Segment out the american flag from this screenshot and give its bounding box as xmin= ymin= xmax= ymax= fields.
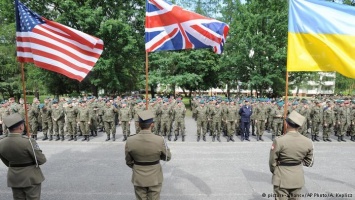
xmin=15 ymin=0 xmax=103 ymax=82
xmin=145 ymin=0 xmax=229 ymax=54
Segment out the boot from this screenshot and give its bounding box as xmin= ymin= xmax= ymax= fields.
xmin=49 ymin=135 xmax=53 ymax=141
xmin=230 ymin=136 xmax=235 ymax=142
xmin=112 ymin=135 xmax=116 ymax=141
xmin=34 ymin=135 xmax=37 ymax=140
xmin=272 ymin=135 xmax=275 ymax=141
xmin=338 ymin=136 xmax=341 ymax=142
xmin=82 ymin=136 xmax=87 ymax=141
xmin=87 ymin=136 xmax=90 ymax=142
xmin=123 ymin=135 xmax=127 ymax=141
xmin=259 ymin=136 xmax=264 ymax=141
xmin=168 ymin=135 xmax=171 ymax=141
xmin=311 ymin=135 xmax=315 ymax=141
xmin=217 ymin=136 xmax=221 ymax=142
xmin=90 ymin=131 xmax=94 ymax=137
xmin=212 ymin=135 xmax=215 ymax=142
xmin=326 ymin=138 xmax=332 ymax=142
xmin=174 ymin=135 xmax=178 ymax=141
xmin=314 ymin=135 xmax=320 ymax=142
xmin=74 ymin=136 xmax=77 ymax=141
xmin=203 ymin=136 xmax=206 ymax=142
xmin=182 ymin=136 xmax=185 ymax=142
xmin=55 ymin=135 xmax=60 ymax=141
xmin=94 ymin=131 xmax=97 ymax=137
xmin=61 ymin=135 xmax=64 ymax=141
xmin=256 ymin=135 xmax=259 ymax=141
xmin=42 ymin=134 xmax=48 ymax=141
xmin=105 ymin=135 xmax=110 ymax=141
xmin=68 ymin=135 xmax=73 ymax=141
xmin=341 ymin=135 xmax=346 ymax=142
xmin=227 ymin=136 xmax=230 ymax=142
xmin=197 ymin=136 xmax=200 ymax=142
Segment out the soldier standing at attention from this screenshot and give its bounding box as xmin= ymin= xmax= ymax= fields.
xmin=51 ymin=100 xmax=65 ymax=141
xmin=239 ymin=100 xmax=253 ymax=141
xmin=102 ymin=100 xmax=118 ymax=141
xmin=65 ymin=101 xmax=78 ymax=141
xmin=28 ymin=103 xmax=39 ymax=140
xmin=159 ymin=100 xmax=172 ymax=140
xmin=195 ymin=100 xmax=208 ymax=142
xmin=173 ymin=100 xmax=186 ymax=142
xmin=0 ymin=113 xmax=46 ymax=200
xmin=269 ymin=111 xmax=314 ymax=200
xmin=77 ymin=100 xmax=91 ymax=142
xmin=119 ymin=102 xmax=132 ymax=141
xmin=211 ymin=102 xmax=223 ymax=142
xmin=226 ymin=101 xmax=238 ymax=142
xmin=323 ymin=102 xmax=335 ymax=142
xmin=272 ymin=102 xmax=284 ymax=141
xmin=310 ymin=101 xmax=323 ymax=142
xmin=254 ymin=100 xmax=266 ymax=141
xmin=125 ymin=110 xmax=171 ymax=200
xmin=40 ymin=103 xmax=52 ymax=141
xmin=337 ymin=101 xmax=350 ymax=142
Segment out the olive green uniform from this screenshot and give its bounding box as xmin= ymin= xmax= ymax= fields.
xmin=119 ymin=106 xmax=132 ymax=140
xmin=28 ymin=105 xmax=39 ymax=138
xmin=125 ymin=129 xmax=171 ymax=200
xmin=78 ymin=105 xmax=90 ymax=141
xmin=65 ymin=106 xmax=78 ymax=140
xmin=269 ymin=131 xmax=314 ymax=200
xmin=323 ymin=106 xmax=335 ymax=141
xmin=51 ymin=106 xmax=65 ymax=141
xmin=102 ymin=105 xmax=118 ymax=140
xmin=0 ymin=133 xmax=46 ymax=200
xmin=173 ymin=105 xmax=186 ymax=140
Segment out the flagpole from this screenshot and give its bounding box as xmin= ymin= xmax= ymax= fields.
xmin=20 ymin=63 xmax=30 ymax=137
xmin=283 ymin=71 xmax=289 ymax=135
xmin=145 ymin=51 xmax=149 ymax=109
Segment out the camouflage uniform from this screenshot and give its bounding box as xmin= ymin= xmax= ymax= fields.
xmin=323 ymin=104 xmax=335 ymax=142
xmin=77 ymin=102 xmax=90 ymax=141
xmin=211 ymin=103 xmax=223 ymax=142
xmin=65 ymin=103 xmax=78 ymax=141
xmin=119 ymin=103 xmax=132 ymax=141
xmin=310 ymin=103 xmax=323 ymax=141
xmin=101 ymin=102 xmax=118 ymax=141
xmin=40 ymin=104 xmax=52 ymax=140
xmin=173 ymin=102 xmax=186 ymax=141
xmin=195 ymin=102 xmax=208 ymax=141
xmin=51 ymin=102 xmax=65 ymax=141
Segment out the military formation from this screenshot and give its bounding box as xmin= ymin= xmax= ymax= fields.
xmin=191 ymin=96 xmax=355 ymax=142
xmin=0 ymin=96 xmax=187 ymax=142
xmin=0 ymin=95 xmax=354 ymax=143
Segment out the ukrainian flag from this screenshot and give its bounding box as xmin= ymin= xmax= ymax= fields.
xmin=288 ymin=0 xmax=355 ymax=78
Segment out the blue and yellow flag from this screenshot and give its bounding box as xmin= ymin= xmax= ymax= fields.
xmin=288 ymin=0 xmax=355 ymax=78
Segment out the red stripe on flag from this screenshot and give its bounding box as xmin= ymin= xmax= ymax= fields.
xmin=190 ymin=24 xmax=222 ymax=44
xmin=147 ymin=28 xmax=179 ymax=52
xmin=33 ymin=61 xmax=86 ymax=81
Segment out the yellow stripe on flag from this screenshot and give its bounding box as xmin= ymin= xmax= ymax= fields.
xmin=287 ymin=32 xmax=355 ymax=78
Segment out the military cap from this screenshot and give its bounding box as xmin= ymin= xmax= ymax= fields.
xmin=138 ymin=110 xmax=154 ymax=123
xmin=52 ymin=99 xmax=58 ymax=104
xmin=67 ymin=100 xmax=72 ymax=104
xmin=200 ymin=100 xmax=205 ymax=104
xmin=277 ymin=102 xmax=284 ymax=107
xmin=39 ymin=103 xmax=45 ymax=109
xmin=292 ymin=101 xmax=299 ymax=105
xmin=3 ymin=113 xmax=24 ymax=129
xmin=286 ymin=110 xmax=305 ymax=128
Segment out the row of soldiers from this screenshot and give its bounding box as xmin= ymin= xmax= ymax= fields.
xmin=191 ymin=96 xmax=355 ymax=142
xmin=0 ymin=96 xmax=187 ymax=142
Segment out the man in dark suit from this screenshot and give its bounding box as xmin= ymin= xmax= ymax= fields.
xmin=239 ymin=99 xmax=253 ymax=141
xmin=125 ymin=110 xmax=172 ymax=200
xmin=0 ymin=113 xmax=47 ymax=200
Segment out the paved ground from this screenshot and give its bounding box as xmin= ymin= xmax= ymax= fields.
xmin=0 ymin=117 xmax=355 ymax=200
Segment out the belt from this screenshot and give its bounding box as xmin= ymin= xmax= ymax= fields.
xmin=9 ymin=162 xmax=36 ymax=167
xmin=278 ymin=162 xmax=301 ymax=166
xmin=134 ymin=160 xmax=160 ymax=166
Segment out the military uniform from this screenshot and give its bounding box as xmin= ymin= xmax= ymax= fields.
xmin=119 ymin=103 xmax=132 ymax=141
xmin=226 ymin=102 xmax=239 ymax=142
xmin=173 ymin=101 xmax=186 ymax=141
xmin=65 ymin=102 xmax=78 ymax=141
xmin=51 ymin=102 xmax=65 ymax=141
xmin=0 ymin=113 xmax=46 ymax=200
xmin=272 ymin=104 xmax=284 ymax=140
xmin=323 ymin=105 xmax=335 ymax=142
xmin=77 ymin=102 xmax=91 ymax=141
xmin=337 ymin=103 xmax=351 ymax=142
xmin=133 ymin=102 xmax=145 ymax=134
xmin=28 ymin=105 xmax=40 ymax=140
xmin=125 ymin=110 xmax=171 ymax=200
xmin=159 ymin=103 xmax=172 ymax=139
xmin=254 ymin=102 xmax=267 ymax=141
xmin=211 ymin=104 xmax=223 ymax=142
xmin=195 ymin=102 xmax=208 ymax=141
xmin=101 ymin=102 xmax=118 ymax=141
xmin=310 ymin=103 xmax=323 ymax=141
xmin=269 ymin=111 xmax=314 ymax=200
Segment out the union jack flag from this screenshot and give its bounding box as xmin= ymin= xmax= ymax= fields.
xmin=145 ymin=0 xmax=229 ymax=54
